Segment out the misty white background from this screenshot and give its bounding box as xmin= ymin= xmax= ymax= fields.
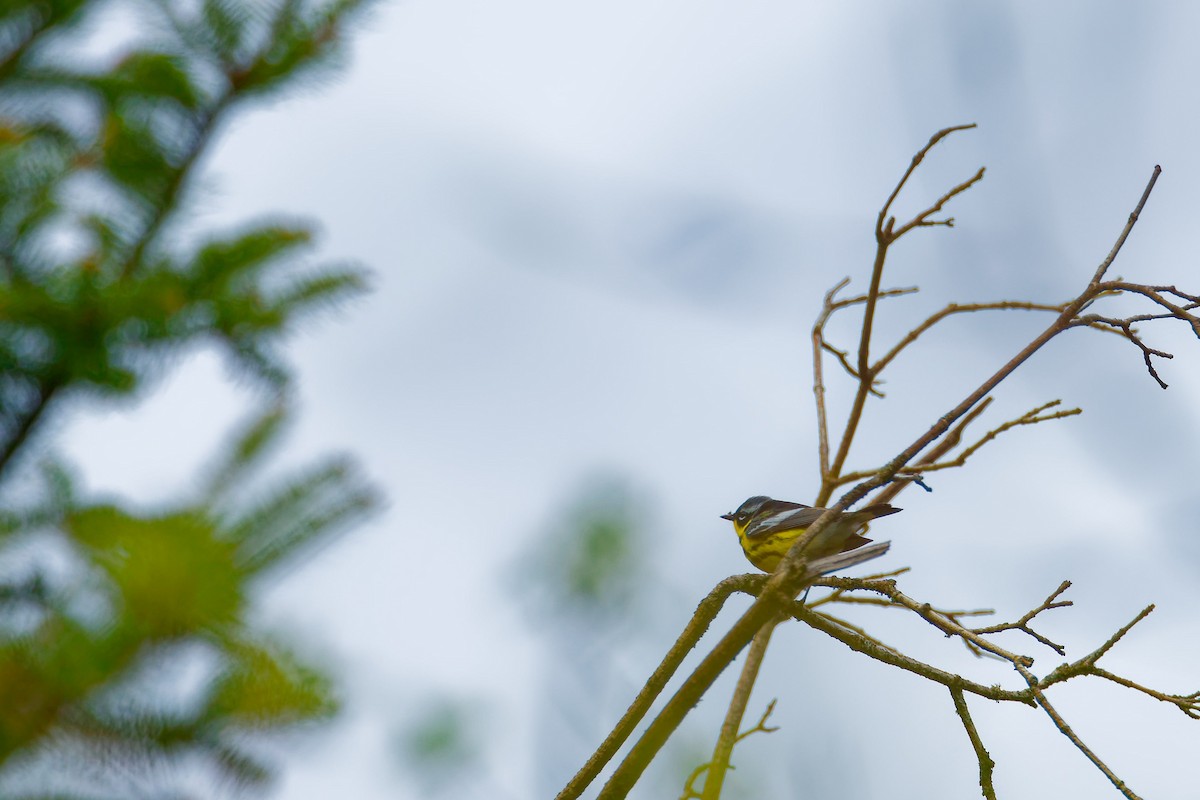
xmin=58 ymin=2 xmax=1200 ymax=798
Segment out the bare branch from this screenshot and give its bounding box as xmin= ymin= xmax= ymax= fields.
xmin=809 ymin=569 xmax=1199 ymax=735
xmin=555 ymin=574 xmax=765 ymax=800
xmin=1068 ymin=280 xmax=1200 ymax=388
xmin=838 ymin=400 xmax=1081 ymax=489
xmin=820 ymin=125 xmax=984 ymax=505
xmin=812 ymin=278 xmax=850 ymax=479
xmin=876 ymin=124 xmax=979 ymax=238
xmin=738 ymin=699 xmax=781 ymax=741
xmin=1071 ymin=314 xmax=1174 ymax=388
xmin=1091 ymin=671 xmax=1200 ymax=719
xmin=867 ymin=399 xmax=993 ymax=507
xmin=700 ymin=619 xmax=781 ymax=800
xmin=809 ymin=608 xmax=903 ymax=653
xmin=889 ymin=166 xmax=987 ymax=239
xmin=1089 ymin=165 xmax=1162 ymax=284
xmin=874 ymin=300 xmax=1067 ymax=375
xmin=1040 ymin=605 xmax=1155 ymax=690
xmin=681 ymin=702 xmax=780 ymax=800
xmin=815 ymin=574 xmax=1051 ymax=660
xmin=832 ymin=285 xmax=923 ymax=310
xmin=818 ymin=162 xmax=1164 ymax=511
xmin=812 ymin=575 xmax=994 ymax=631
xmin=950 ymin=686 xmax=997 ymax=800
xmin=790 ymin=603 xmax=1034 ymax=705
xmin=1037 ymin=602 xmax=1199 ymax=718
xmin=933 ymin=401 xmax=1081 ymax=473
xmin=1016 ymin=663 xmax=1144 ymax=800
xmin=970 ymin=580 xmax=1074 ymax=656
xmin=591 ymin=544 xmax=891 ymax=800
xmin=800 ymin=577 xmax=1180 ymax=798
xmin=812 ymin=575 xmax=1037 ymax=666
xmin=679 ymin=764 xmax=708 ymax=800
xmin=822 ymin=341 xmax=885 ymax=397
xmin=813 ymin=280 xmax=918 ymax=473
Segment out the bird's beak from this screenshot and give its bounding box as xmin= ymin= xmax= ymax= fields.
xmin=720 ymin=512 xmax=734 ymax=521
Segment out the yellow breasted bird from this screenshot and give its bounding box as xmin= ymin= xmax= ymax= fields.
xmin=721 ymin=495 xmax=901 ymax=572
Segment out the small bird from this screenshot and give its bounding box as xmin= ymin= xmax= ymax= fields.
xmin=722 ymin=495 xmax=902 ymax=572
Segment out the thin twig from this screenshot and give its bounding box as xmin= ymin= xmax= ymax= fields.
xmin=1072 ymin=314 xmax=1173 ymax=388
xmin=681 ymin=702 xmax=780 ymax=800
xmin=679 ymin=763 xmax=709 ymax=800
xmin=1069 ymin=279 xmax=1200 ymax=388
xmin=867 ymin=399 xmax=993 ymax=507
xmin=828 ymin=578 xmax=1036 ymax=666
xmin=1017 ymin=663 xmax=1144 ymax=800
xmin=790 ymin=603 xmax=1033 ymax=705
xmin=811 ymin=588 xmax=993 ymax=632
xmin=801 ymin=577 xmax=1176 ymax=798
xmin=1037 ymin=603 xmax=1199 ymax=718
xmin=890 ymin=166 xmax=986 ymax=239
xmin=1089 ymin=166 xmax=1162 ymax=284
xmin=1040 ymin=605 xmax=1155 ymax=689
xmin=838 ymin=400 xmax=1082 ymax=488
xmin=812 ymin=278 xmax=850 ymax=478
xmin=950 ymin=685 xmax=997 ymax=800
xmin=812 ymin=282 xmax=915 ymax=469
xmin=736 ymin=700 xmax=781 ymax=742
xmin=1090 ymin=671 xmax=1200 ymax=719
xmin=919 ymin=401 xmax=1082 ymax=475
xmin=970 ymin=581 xmax=1073 ymax=656
xmin=876 ymin=124 xmax=978 ymax=236
xmin=821 ymin=341 xmax=883 ymax=396
xmin=819 ymin=125 xmax=982 ymax=505
xmin=809 ymin=608 xmax=904 ymax=654
xmin=805 ymin=574 xmax=1191 ymax=729
xmin=700 ymin=626 xmax=780 ymax=800
xmin=874 ymin=300 xmax=1067 ymax=375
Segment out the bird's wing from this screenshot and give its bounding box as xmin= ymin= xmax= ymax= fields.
xmin=744 ymin=506 xmax=826 ymax=539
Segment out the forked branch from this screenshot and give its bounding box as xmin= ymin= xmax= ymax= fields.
xmin=970 ymin=580 xmax=1074 ymax=656
xmin=561 ymin=135 xmax=1195 ymax=800
xmin=797 ymin=576 xmax=1193 ymax=799
xmin=1070 ymin=280 xmax=1200 ymax=388
xmin=682 ymin=701 xmax=779 ymax=800
xmin=818 ymin=124 xmax=986 ymax=505
xmin=836 ymin=399 xmax=1082 ymax=489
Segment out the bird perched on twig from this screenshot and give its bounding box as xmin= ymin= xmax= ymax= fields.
xmin=722 ymin=495 xmax=901 ymax=572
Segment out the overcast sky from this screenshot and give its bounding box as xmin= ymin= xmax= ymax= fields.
xmin=60 ymin=2 xmax=1200 ymax=798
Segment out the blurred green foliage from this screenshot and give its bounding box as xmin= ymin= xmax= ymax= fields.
xmin=0 ymin=0 xmax=377 ymax=795
xmin=394 ymin=696 xmax=486 ymax=796
xmin=517 ymin=476 xmax=652 ymax=621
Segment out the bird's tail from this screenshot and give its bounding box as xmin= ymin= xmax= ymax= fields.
xmin=860 ymin=503 xmax=902 ymax=520
xmin=838 ymin=504 xmax=901 ymax=552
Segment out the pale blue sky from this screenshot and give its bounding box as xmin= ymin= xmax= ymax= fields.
xmin=60 ymin=1 xmax=1200 ymax=797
